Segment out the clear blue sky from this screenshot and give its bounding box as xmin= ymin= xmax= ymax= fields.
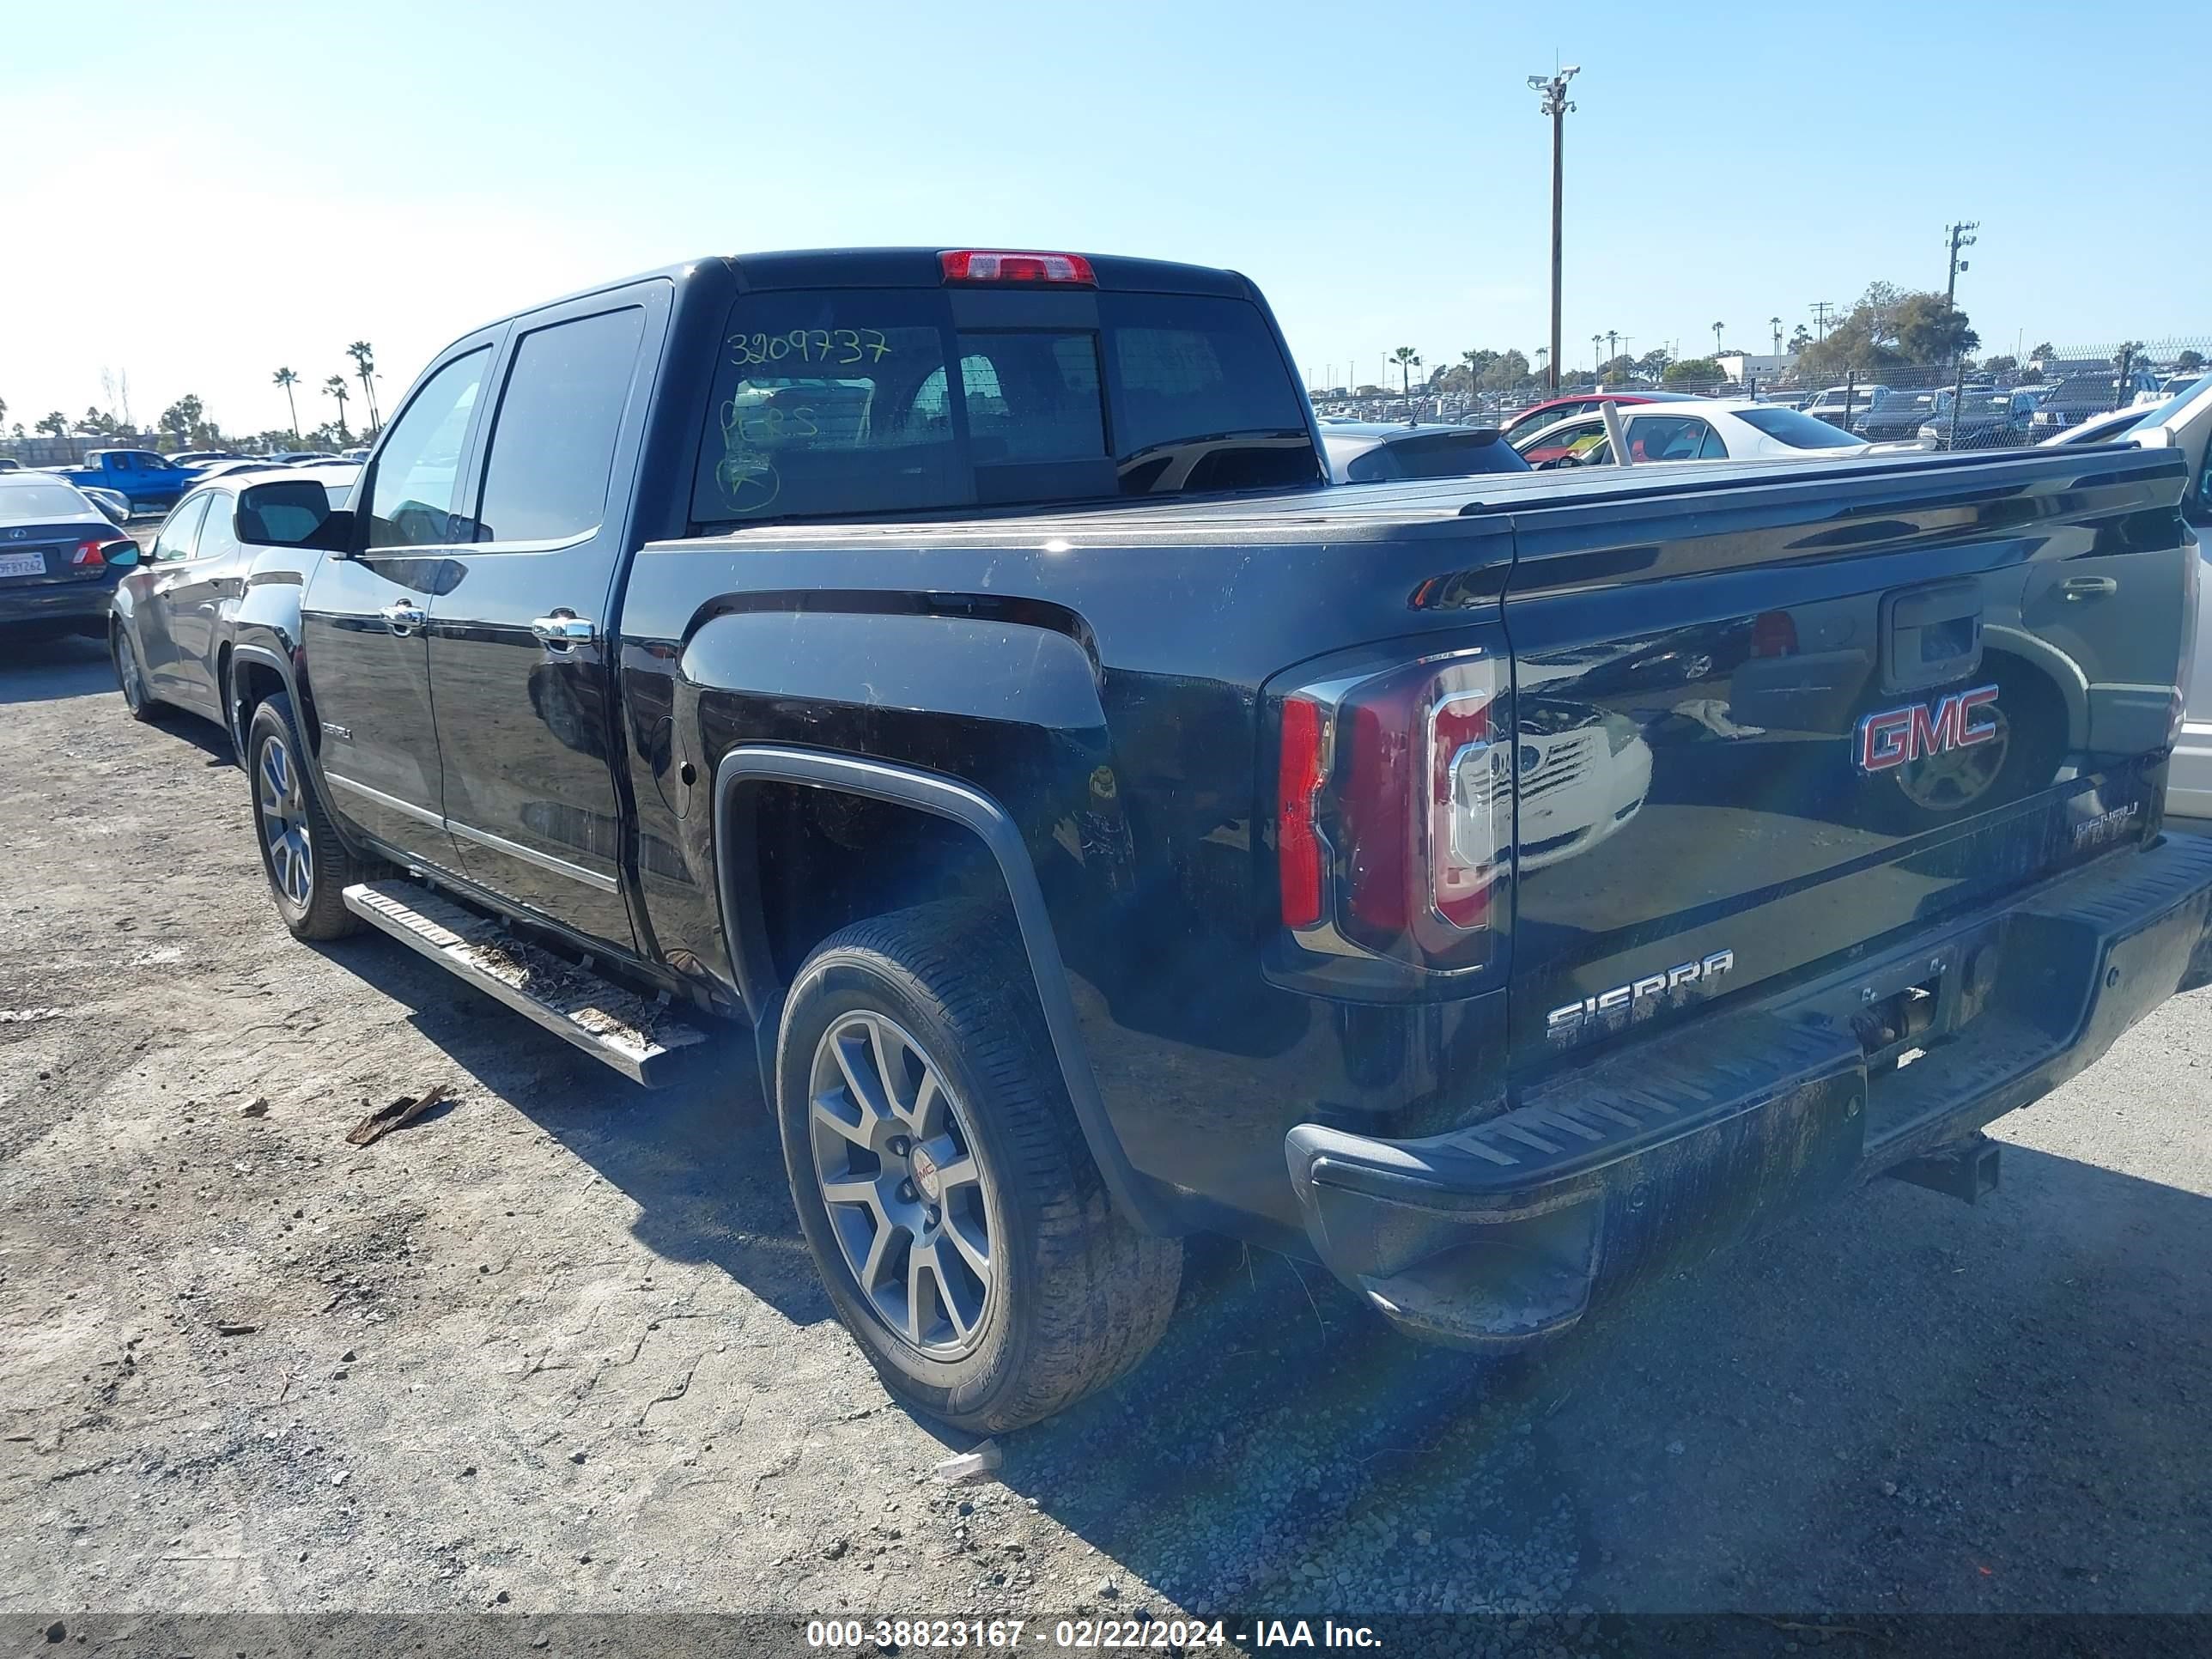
xmin=4 ymin=0 xmax=2204 ymax=429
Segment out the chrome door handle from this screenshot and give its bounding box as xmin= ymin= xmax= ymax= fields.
xmin=2060 ymin=576 xmax=2118 ymax=600
xmin=530 ymin=611 xmax=596 ymax=648
xmin=380 ymin=600 xmax=427 ymax=636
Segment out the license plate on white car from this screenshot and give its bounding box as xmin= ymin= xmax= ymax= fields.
xmin=0 ymin=550 xmax=48 ymax=580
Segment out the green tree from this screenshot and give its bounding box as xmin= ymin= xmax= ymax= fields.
xmin=1598 ymin=353 xmax=1639 ymax=386
xmin=1636 ymin=348 xmax=1672 ymax=380
xmin=74 ymin=406 xmax=119 ymax=437
xmin=1389 ymin=346 xmax=1421 ymax=404
xmin=324 ymin=374 xmax=351 ymax=444
xmin=1892 ymin=294 xmax=1978 ymax=363
xmin=2029 ymin=341 xmax=2055 ymax=364
xmin=1981 ymin=354 xmax=2019 ymax=379
xmin=2174 ymin=349 xmax=2205 ymax=373
xmin=2112 ymin=341 xmax=2145 ymax=370
xmin=1486 ymin=349 xmax=1531 ymax=392
xmin=159 ymin=395 xmax=205 ymax=442
xmin=36 ymin=410 xmax=68 ymax=437
xmin=1663 ymin=356 xmax=1725 ymax=389
xmin=346 ymin=341 xmax=379 ymax=434
xmin=273 ymin=368 xmax=302 ymax=440
xmin=1789 ymin=324 xmax=1813 ymax=354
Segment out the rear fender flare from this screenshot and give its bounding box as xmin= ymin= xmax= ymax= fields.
xmin=711 ymin=746 xmax=1176 ymax=1237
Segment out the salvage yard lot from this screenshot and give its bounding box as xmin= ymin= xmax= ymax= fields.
xmin=3 ymin=634 xmax=2209 ymax=1624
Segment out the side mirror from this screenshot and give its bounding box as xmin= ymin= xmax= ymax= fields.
xmin=237 ymin=478 xmax=351 ymax=551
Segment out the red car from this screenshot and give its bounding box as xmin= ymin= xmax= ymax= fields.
xmin=1500 ymin=391 xmax=1706 ymax=465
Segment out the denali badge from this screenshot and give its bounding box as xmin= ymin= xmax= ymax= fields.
xmin=1856 ymin=684 xmax=1998 ymax=773
xmin=1547 ymin=949 xmax=1735 ymax=1036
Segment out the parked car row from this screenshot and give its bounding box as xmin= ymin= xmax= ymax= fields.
xmin=0 ymin=447 xmax=356 ymax=520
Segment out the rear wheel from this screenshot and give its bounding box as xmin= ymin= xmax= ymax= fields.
xmin=112 ymin=624 xmax=162 ymax=724
xmin=246 ymin=693 xmax=365 ymax=940
xmin=775 ymin=903 xmax=1181 ymax=1432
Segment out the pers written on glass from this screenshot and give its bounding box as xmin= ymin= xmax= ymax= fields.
xmin=723 ymin=404 xmax=820 ymax=445
xmin=728 ymin=328 xmax=891 ymax=368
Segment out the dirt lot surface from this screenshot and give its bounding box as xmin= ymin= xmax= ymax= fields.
xmin=4 ymin=634 xmax=2211 ymax=1640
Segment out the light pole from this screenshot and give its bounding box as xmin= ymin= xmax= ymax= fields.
xmin=1528 ymin=65 xmax=1580 ymax=392
xmin=1943 ymin=221 xmax=1978 ymax=309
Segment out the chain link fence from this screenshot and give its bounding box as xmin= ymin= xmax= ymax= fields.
xmin=1313 ymin=338 xmax=2209 ymax=452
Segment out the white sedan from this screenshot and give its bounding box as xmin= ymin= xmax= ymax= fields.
xmin=1510 ymin=398 xmax=1878 ymax=467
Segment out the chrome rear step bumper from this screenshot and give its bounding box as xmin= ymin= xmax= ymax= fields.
xmin=342 ymin=879 xmax=708 ymax=1086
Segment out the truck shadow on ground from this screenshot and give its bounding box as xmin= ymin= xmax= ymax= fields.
xmin=305 ymin=935 xmax=2212 ymax=1614
xmin=992 ymin=1141 xmax=2212 ymax=1617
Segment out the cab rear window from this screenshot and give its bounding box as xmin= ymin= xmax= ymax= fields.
xmin=690 ymin=288 xmax=1316 ymax=524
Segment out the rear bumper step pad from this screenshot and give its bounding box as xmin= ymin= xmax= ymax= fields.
xmin=342 ymin=879 xmax=707 ymax=1086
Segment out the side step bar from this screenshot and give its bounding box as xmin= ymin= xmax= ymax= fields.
xmin=342 ymin=878 xmax=708 ymax=1086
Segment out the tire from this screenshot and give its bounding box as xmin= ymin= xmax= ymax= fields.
xmin=775 ymin=902 xmax=1181 ymax=1433
xmin=244 ymin=692 xmax=366 ymax=940
xmin=112 ymin=623 xmax=164 ymax=724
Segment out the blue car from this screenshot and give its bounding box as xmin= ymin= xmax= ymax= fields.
xmin=0 ymin=474 xmax=140 ymax=642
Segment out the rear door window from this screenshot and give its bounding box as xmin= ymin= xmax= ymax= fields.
xmin=194 ymin=492 xmax=241 ymax=562
xmin=475 ymin=306 xmax=645 ymax=544
xmin=1627 ymin=416 xmax=1725 ymax=462
xmin=692 ymin=285 xmax=1316 ymax=524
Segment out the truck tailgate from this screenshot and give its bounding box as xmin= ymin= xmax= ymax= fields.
xmin=1495 ymin=447 xmax=2196 ymax=1077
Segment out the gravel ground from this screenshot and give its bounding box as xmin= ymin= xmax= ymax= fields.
xmin=3 ymin=632 xmax=2209 ymax=1638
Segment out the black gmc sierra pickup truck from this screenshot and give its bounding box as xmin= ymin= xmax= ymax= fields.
xmin=179 ymin=247 xmax=2211 ymax=1432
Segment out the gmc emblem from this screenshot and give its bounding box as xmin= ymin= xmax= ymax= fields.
xmin=1856 ymin=684 xmax=1999 ymax=773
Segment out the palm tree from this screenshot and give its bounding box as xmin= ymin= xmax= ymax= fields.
xmin=1769 ymin=315 xmax=1784 ymax=355
xmin=324 ymin=374 xmax=351 ymax=444
xmin=1711 ymin=321 xmax=1726 ymax=356
xmin=346 ymin=341 xmax=379 ymax=434
xmin=1590 ymin=333 xmax=1604 ymax=377
xmin=272 ymin=368 xmax=301 ymax=440
xmin=1389 ymin=346 xmax=1420 ymax=407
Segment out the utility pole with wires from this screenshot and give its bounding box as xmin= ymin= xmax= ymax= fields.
xmin=1811 ymin=301 xmax=1835 ymax=342
xmin=1529 ymin=64 xmax=1580 ymax=392
xmin=1943 ymin=221 xmax=1978 ymax=309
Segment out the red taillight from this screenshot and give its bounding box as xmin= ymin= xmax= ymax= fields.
xmin=939 ymin=248 xmax=1097 ymax=286
xmin=1750 ymin=610 xmax=1797 ymax=658
xmin=1277 ymin=697 xmax=1327 ymax=927
xmin=71 ymin=539 xmax=108 ymax=568
xmin=1278 ymin=653 xmax=1505 ymax=969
